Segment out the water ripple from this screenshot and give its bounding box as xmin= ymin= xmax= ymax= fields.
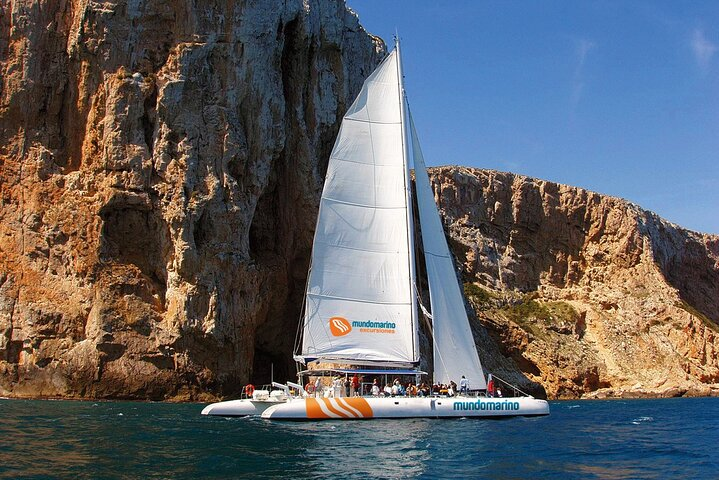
xmin=0 ymin=398 xmax=718 ymax=479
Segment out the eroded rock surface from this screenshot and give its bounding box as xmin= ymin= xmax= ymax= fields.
xmin=428 ymin=167 xmax=719 ymax=399
xmin=0 ymin=0 xmax=382 ymax=400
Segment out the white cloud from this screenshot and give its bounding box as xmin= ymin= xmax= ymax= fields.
xmin=691 ymin=28 xmax=716 ymax=70
xmin=576 ymin=39 xmax=596 ymax=71
xmin=571 ymin=39 xmax=596 ymax=114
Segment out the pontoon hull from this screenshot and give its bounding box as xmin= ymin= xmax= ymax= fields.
xmin=201 ymin=399 xmax=283 ymax=417
xmin=261 ymin=396 xmax=549 ymax=420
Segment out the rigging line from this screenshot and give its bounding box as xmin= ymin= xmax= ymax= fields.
xmin=294 ymin=270 xmax=312 ymax=353
xmin=412 ymin=276 xmax=434 ymax=336
xmin=418 ymin=300 xmax=433 ymax=320
xmin=413 ymin=282 xmax=432 ymax=319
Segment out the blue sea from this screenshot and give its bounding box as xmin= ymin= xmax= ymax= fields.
xmin=1 ymin=397 xmax=717 ymax=479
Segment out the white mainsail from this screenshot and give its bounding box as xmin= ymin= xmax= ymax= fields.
xmin=410 ymin=114 xmax=488 ymax=389
xmin=296 ymin=49 xmax=419 ymax=366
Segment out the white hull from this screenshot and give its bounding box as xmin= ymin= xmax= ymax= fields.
xmin=261 ymin=396 xmax=549 ymax=420
xmin=201 ymin=398 xmax=284 ymax=417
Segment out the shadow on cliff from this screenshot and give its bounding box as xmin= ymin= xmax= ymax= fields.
xmin=98 ymin=194 xmax=170 ymax=311
xmin=643 ymin=212 xmax=719 ymax=327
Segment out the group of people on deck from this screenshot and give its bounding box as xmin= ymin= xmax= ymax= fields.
xmin=314 ymin=374 xmax=362 ymax=398
xmin=309 ymin=373 xmax=504 ymax=398
xmin=360 ymin=375 xmax=473 ymax=398
xmin=486 ymin=376 xmax=503 ymax=398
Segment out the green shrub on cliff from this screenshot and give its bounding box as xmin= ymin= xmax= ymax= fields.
xmin=463 ymin=283 xmax=495 ymax=304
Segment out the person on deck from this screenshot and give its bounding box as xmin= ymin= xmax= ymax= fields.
xmin=408 ymin=383 xmax=418 ymax=397
xmin=418 ymin=383 xmax=429 ymax=397
xmin=371 ymin=379 xmax=380 ymax=397
xmin=332 ymin=376 xmax=342 ymax=397
xmin=459 ymin=376 xmax=469 ymax=395
xmin=384 ymin=384 xmax=393 ymax=397
xmin=351 ymin=374 xmax=360 ymax=397
xmin=314 ymin=376 xmax=322 ymax=398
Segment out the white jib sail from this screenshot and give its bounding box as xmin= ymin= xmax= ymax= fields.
xmin=298 ymin=49 xmax=418 ymax=366
xmin=410 ymin=113 xmax=488 ymax=389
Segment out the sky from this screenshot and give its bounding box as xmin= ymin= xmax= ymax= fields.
xmin=348 ymin=1 xmax=719 ymax=234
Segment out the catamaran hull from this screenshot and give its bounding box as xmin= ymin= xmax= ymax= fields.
xmin=201 ymin=399 xmax=284 ymax=417
xmin=261 ymin=396 xmax=549 ymax=420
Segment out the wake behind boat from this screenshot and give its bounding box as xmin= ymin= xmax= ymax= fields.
xmin=203 ymin=39 xmax=549 ymax=420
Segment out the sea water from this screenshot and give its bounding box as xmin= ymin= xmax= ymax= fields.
xmin=1 ymin=397 xmax=717 ymax=479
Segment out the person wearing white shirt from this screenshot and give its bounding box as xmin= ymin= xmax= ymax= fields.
xmin=459 ymin=375 xmax=469 ymax=395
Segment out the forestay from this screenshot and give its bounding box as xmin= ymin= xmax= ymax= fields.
xmin=410 ymin=113 xmax=488 ymax=389
xmin=296 ymin=50 xmax=419 ymax=366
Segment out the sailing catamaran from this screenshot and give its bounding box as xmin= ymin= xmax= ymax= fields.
xmin=203 ymin=41 xmax=549 ymax=420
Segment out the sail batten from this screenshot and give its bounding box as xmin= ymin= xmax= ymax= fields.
xmin=307 ymin=293 xmax=412 ymax=306
xmin=313 ymin=241 xmax=408 ymax=255
xmin=319 ymin=198 xmax=407 ymax=210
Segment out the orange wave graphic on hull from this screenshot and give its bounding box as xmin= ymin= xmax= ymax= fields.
xmin=306 ymin=397 xmax=374 ymax=419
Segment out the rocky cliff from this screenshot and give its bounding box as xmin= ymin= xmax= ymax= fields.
xmin=2 ymin=1 xmax=717 ymax=402
xmin=429 ymin=167 xmax=719 ymax=399
xmin=0 ymin=0 xmax=383 ymax=400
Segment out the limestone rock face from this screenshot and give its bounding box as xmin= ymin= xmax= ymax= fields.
xmin=429 ymin=167 xmax=719 ymax=399
xmin=0 ymin=0 xmax=382 ymax=400
xmin=2 ymin=2 xmax=717 ymax=402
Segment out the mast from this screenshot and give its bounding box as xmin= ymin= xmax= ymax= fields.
xmin=395 ymin=37 xmax=420 ymax=364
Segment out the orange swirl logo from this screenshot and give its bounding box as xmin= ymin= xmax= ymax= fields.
xmin=329 ymin=317 xmax=352 ymax=337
